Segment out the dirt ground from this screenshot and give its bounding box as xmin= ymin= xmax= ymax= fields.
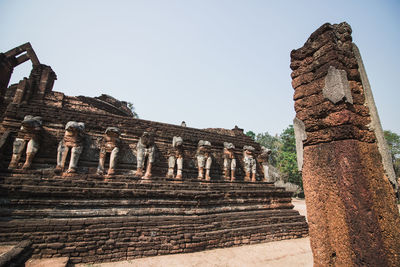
xmin=81 ymin=238 xmax=312 ymax=267
xmin=77 ymin=198 xmax=312 ymax=267
xmin=26 ymin=257 xmax=69 ymax=267
xmin=0 ymin=245 xmax=13 ymax=256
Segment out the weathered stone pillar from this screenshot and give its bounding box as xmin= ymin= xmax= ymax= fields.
xmin=13 ymin=78 xmax=31 ymax=104
xmin=28 ymin=64 xmax=57 ymax=100
xmin=0 ymin=53 xmax=13 ymax=103
xmin=291 ymin=22 xmax=400 ymax=266
xmin=36 ymin=64 xmax=57 ymax=98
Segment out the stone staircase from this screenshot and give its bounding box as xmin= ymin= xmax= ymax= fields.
xmin=0 ymin=169 xmax=308 ymax=264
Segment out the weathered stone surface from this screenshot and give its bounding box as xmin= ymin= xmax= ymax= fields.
xmin=243 ymin=145 xmax=257 ymax=182
xmin=257 ymin=146 xmax=271 ymax=182
xmin=322 ymin=66 xmax=353 ymax=104
xmin=293 ymin=117 xmax=306 ymax=171
xmin=291 ymin=22 xmax=400 ymax=266
xmin=8 ymin=115 xmax=42 ymax=170
xmin=222 ymin=142 xmax=236 ymax=181
xmin=353 ymin=44 xmax=398 ymax=191
xmin=0 ymin=43 xmax=308 ymax=264
xmin=0 ymin=173 xmax=308 ymax=264
xmin=55 ymin=121 xmax=85 ymax=174
xmin=97 ymin=127 xmax=120 ymax=176
xmin=0 ymin=240 xmax=32 ymax=267
xmin=303 ymin=141 xmax=400 ymax=266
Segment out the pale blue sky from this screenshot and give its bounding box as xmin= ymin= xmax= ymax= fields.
xmin=1 ymin=0 xmax=399 ymax=135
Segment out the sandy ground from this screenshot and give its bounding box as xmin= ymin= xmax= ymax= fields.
xmin=26 ymin=257 xmax=69 ymax=267
xmin=77 ymin=198 xmax=312 ymax=267
xmin=82 ymin=238 xmax=312 ymax=267
xmin=0 ymin=245 xmax=13 ymax=256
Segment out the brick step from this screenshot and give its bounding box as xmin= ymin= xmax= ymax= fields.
xmin=2 ymin=155 xmax=251 ymax=179
xmin=0 ymin=167 xmax=268 ymax=179
xmin=0 ymin=220 xmax=308 ymax=263
xmin=0 ymin=195 xmax=292 ymax=209
xmin=0 ymin=202 xmax=298 ymax=218
xmin=0 ymin=214 xmax=305 ymax=236
xmin=0 ymin=174 xmax=288 ymax=196
xmin=0 ymin=209 xmax=304 ymax=227
xmin=0 ymin=172 xmax=279 ymax=190
xmin=0 ymin=184 xmax=291 ymax=201
xmin=1 ymin=163 xmax=227 ymax=181
xmin=0 ymin=215 xmax=307 ymax=242
xmin=0 ymin=168 xmax=307 ymax=264
xmin=0 ymin=178 xmax=280 ymax=193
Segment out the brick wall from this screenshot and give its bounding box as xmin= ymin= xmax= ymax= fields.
xmin=1 ymin=98 xmax=262 ymax=179
xmin=0 ymin=95 xmax=308 ymax=264
xmin=0 ymin=44 xmax=308 ymax=264
xmin=0 ymin=172 xmax=308 ymax=264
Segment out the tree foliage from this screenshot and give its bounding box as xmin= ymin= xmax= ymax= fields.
xmin=384 ymin=130 xmax=400 ymax=176
xmin=277 ymin=125 xmax=302 ymax=189
xmin=255 ymin=132 xmax=280 ymax=166
xmin=245 ymin=131 xmax=256 ymax=140
xmin=127 ymin=102 xmax=139 ymax=118
xmin=279 ymin=125 xmax=296 ymax=154
xmin=252 ymin=125 xmax=303 ymax=189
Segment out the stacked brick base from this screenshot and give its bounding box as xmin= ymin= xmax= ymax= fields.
xmin=0 ymin=43 xmax=308 ymax=264
xmin=0 ymin=170 xmax=307 ymax=264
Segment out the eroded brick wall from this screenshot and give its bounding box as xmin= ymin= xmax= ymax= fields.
xmin=0 ymin=43 xmax=309 ymax=264
xmin=0 ymin=174 xmax=307 ymax=264
xmin=0 ymin=53 xmax=13 ymax=105
xmin=0 ymin=90 xmax=264 ymax=179
xmin=0 ymin=100 xmax=308 ymax=264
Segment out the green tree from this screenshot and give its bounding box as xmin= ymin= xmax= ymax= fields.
xmin=251 ymin=126 xmax=302 ymax=189
xmin=255 ymin=132 xmax=280 ymax=166
xmin=127 ymin=102 xmax=139 ymax=118
xmin=277 ymin=125 xmax=302 ymax=189
xmin=384 ymin=130 xmax=400 ymax=176
xmin=279 ymin=125 xmax=296 ymax=153
xmin=245 ymin=130 xmax=256 ymax=140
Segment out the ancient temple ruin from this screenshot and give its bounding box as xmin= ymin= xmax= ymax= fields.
xmin=291 ymin=23 xmax=400 ymax=266
xmin=0 ymin=43 xmax=307 ymax=264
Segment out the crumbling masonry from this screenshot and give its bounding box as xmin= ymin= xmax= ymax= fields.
xmin=0 ymin=43 xmax=307 ymax=264
xmin=291 ymin=23 xmax=400 ymax=266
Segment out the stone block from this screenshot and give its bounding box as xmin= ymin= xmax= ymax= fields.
xmin=291 ymin=22 xmax=400 ymax=267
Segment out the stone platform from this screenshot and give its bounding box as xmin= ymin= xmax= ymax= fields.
xmin=0 ymin=43 xmax=308 ymax=265
xmin=0 ymin=170 xmax=307 ymax=264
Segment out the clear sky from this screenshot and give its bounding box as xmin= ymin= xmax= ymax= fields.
xmin=1 ymin=0 xmax=399 ymax=135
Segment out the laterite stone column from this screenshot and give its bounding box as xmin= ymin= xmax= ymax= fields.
xmin=290 ymin=22 xmax=400 ymax=266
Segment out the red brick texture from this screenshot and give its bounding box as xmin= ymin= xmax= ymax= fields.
xmin=291 ymin=22 xmax=400 ymax=266
xmin=0 ymin=44 xmax=308 ymax=264
xmin=0 ymin=172 xmax=307 ymax=264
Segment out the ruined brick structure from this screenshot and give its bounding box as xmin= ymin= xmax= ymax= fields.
xmin=0 ymin=43 xmax=307 ymax=264
xmin=291 ymin=23 xmax=400 ymax=266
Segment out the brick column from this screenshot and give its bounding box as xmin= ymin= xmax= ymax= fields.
xmin=290 ymin=22 xmax=400 ymax=266
xmin=29 ymin=64 xmax=57 ymax=99
xmin=0 ymin=53 xmax=13 ymax=103
xmin=13 ymin=78 xmax=30 ymax=104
